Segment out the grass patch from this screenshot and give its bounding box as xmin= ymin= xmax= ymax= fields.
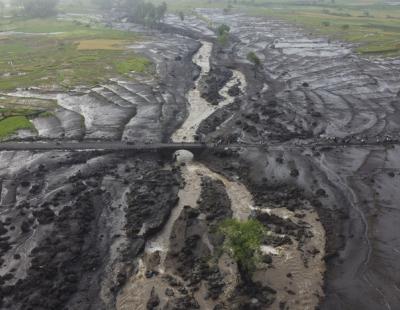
xmin=114 ymin=57 xmax=152 ymax=74
xmin=38 ymin=111 xmax=54 ymax=118
xmin=76 ymin=39 xmax=127 ymax=50
xmin=0 ymin=116 xmax=35 ymax=139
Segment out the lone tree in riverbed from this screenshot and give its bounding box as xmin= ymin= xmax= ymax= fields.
xmin=178 ymin=11 xmax=184 ymax=21
xmin=216 ymin=23 xmax=230 ymax=45
xmin=247 ymin=51 xmax=261 ymax=77
xmin=217 ymin=23 xmax=230 ymax=36
xmin=219 ymin=219 xmax=266 ymax=282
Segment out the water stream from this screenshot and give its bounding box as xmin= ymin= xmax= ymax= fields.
xmin=172 ymin=41 xmax=246 ymax=142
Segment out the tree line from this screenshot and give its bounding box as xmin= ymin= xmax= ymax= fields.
xmin=5 ymin=0 xmax=167 ymax=25
xmin=94 ymin=0 xmax=167 ymax=27
xmin=10 ymin=0 xmax=59 ymax=18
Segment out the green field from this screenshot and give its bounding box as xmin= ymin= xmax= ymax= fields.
xmin=0 ymin=18 xmax=151 ymax=92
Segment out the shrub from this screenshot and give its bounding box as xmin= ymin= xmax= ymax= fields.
xmin=247 ymin=51 xmax=261 ymax=66
xmin=322 ymin=21 xmax=330 ymax=27
xmin=217 ymin=23 xmax=230 ymax=36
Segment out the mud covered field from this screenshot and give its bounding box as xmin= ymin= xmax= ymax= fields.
xmin=1 ymin=8 xmax=400 ymax=310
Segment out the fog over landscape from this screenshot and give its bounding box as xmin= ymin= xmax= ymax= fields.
xmin=0 ymin=0 xmax=399 ymax=309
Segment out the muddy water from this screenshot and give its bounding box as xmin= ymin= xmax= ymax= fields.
xmin=171 ymin=41 xmax=212 ymax=142
xmin=253 ymin=205 xmax=326 ymax=310
xmin=172 ymin=41 xmax=246 ymax=142
xmin=144 ymin=151 xmax=202 ymax=272
xmin=195 ymin=163 xmax=253 ymax=220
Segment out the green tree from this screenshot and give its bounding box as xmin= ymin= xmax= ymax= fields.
xmin=219 ymin=219 xmax=266 ymax=282
xmin=178 ymin=11 xmax=184 ymax=21
xmin=216 ymin=23 xmax=230 ymax=45
xmin=247 ymin=51 xmax=261 ymax=77
xmin=124 ymin=0 xmax=167 ymax=27
xmin=217 ymin=23 xmax=230 ymax=36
